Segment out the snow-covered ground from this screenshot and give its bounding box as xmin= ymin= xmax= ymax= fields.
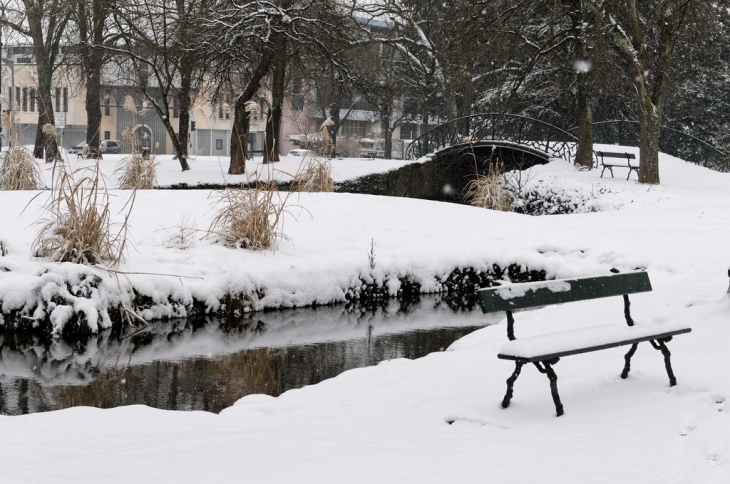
xmin=1 ymin=149 xmax=730 ymax=482
xmin=40 ymin=150 xmax=418 ymax=187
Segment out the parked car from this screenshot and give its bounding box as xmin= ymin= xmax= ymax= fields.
xmin=68 ymin=141 xmax=91 ymax=155
xmin=101 ymin=140 xmax=121 ymax=154
xmin=68 ymin=140 xmax=121 ymax=158
xmin=288 ymin=149 xmax=312 ymax=157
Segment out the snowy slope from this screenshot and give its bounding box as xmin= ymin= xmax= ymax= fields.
xmin=0 ymin=151 xmax=729 ymax=482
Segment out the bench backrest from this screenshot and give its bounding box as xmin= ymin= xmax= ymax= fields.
xmin=478 ymin=272 xmax=651 ymax=314
xmin=595 ymin=151 xmax=636 ymax=159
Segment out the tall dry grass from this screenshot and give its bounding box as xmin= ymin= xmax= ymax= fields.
xmin=32 ymin=162 xmax=131 ymax=267
xmin=0 ymin=104 xmax=44 ymax=190
xmin=206 ymin=180 xmax=290 ymax=250
xmin=116 ymin=95 xmax=158 ymax=189
xmin=117 ymin=152 xmax=158 ymax=189
xmin=291 ymin=118 xmax=335 ymax=192
xmin=464 ymin=161 xmax=513 ymax=211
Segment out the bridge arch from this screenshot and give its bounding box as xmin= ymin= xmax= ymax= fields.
xmin=405 ymin=113 xmax=579 ymax=163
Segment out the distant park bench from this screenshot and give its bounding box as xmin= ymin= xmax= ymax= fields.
xmin=596 ymin=151 xmax=638 ymax=180
xmin=477 ymin=272 xmax=691 ymax=416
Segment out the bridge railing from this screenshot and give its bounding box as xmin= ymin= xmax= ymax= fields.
xmin=406 ymin=113 xmax=578 ymax=162
xmin=570 ymin=120 xmax=730 ymax=172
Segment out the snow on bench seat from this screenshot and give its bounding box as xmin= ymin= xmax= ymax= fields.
xmin=498 ymin=321 xmax=692 ymax=362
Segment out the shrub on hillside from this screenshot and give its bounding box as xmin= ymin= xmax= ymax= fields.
xmin=509 ymin=178 xmax=609 ymax=215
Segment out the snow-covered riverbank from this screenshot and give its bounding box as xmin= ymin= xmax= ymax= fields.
xmin=1 ymin=151 xmax=730 ymax=482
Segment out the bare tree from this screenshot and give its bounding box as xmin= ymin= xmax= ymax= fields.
xmin=110 ymin=0 xmax=212 ymax=171
xmin=203 ymin=0 xmax=361 ymax=174
xmin=583 ymin=0 xmax=699 ymax=184
xmin=73 ymin=0 xmax=113 ymax=155
xmin=0 ymin=0 xmax=71 ymax=161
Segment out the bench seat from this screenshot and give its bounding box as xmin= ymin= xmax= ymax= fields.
xmin=499 ymin=321 xmax=691 ymax=362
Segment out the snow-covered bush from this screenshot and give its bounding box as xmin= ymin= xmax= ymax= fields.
xmin=509 ymin=178 xmax=609 ymax=215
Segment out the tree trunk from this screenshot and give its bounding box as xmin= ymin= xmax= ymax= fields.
xmin=84 ymin=57 xmax=103 ymax=154
xmin=264 ymin=41 xmax=286 ymax=163
xmin=27 ymin=7 xmax=59 ymax=162
xmin=574 ymin=75 xmax=594 ymax=168
xmin=637 ymin=88 xmax=661 ymax=184
xmin=569 ymin=0 xmax=594 ymax=168
xmin=229 ymin=109 xmax=251 ymax=174
xmin=327 ymin=102 xmax=340 ymax=152
xmin=229 ymin=49 xmax=277 ymax=174
xmin=35 ymin=61 xmax=57 ymax=162
xmin=175 ymin=66 xmax=192 ymax=171
xmin=78 ymin=0 xmax=108 ymax=154
xmin=381 ymin=106 xmax=392 ymax=159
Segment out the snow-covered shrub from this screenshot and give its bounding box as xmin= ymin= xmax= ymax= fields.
xmin=509 ymin=178 xmax=609 ymax=215
xmin=464 ymin=162 xmax=512 ymax=211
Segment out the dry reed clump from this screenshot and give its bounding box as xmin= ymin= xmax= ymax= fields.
xmin=0 ymin=103 xmax=43 ymax=190
xmin=32 ymin=163 xmax=131 ymax=267
xmin=0 ymin=144 xmax=43 ymax=190
xmin=206 ymin=180 xmax=290 ymax=250
xmin=464 ymin=162 xmax=513 ymax=211
xmin=116 ymin=153 xmax=158 ymax=189
xmin=116 ymin=95 xmax=158 ymax=189
xmin=291 ymin=118 xmax=335 ymax=192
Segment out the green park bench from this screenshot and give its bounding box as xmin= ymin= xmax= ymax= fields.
xmin=477 ymin=271 xmax=691 ymax=416
xmin=596 ymin=151 xmax=639 ymax=179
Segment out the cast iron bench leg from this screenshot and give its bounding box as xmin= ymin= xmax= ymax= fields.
xmin=621 ymin=343 xmax=639 ymax=379
xmin=651 ymin=338 xmax=677 ymax=386
xmin=502 ymin=361 xmax=523 ymax=408
xmin=534 ymin=359 xmax=564 ymax=416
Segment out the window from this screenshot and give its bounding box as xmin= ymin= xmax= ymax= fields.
xmin=104 ymin=131 xmax=110 ymax=140
xmin=29 ymin=88 xmax=36 ymax=112
xmin=22 ymin=87 xmax=27 ymax=112
xmin=14 ymin=87 xmax=19 ymax=109
xmin=291 ymin=78 xmax=303 ymax=111
xmin=291 ymin=93 xmax=304 ymax=111
xmin=55 ymin=87 xmax=61 ymax=112
xmin=216 ymin=139 xmax=223 ymax=150
xmin=225 ymin=94 xmax=230 ymax=120
xmin=63 ymin=87 xmax=68 ymax=112
xmin=173 ymin=96 xmax=179 ymax=118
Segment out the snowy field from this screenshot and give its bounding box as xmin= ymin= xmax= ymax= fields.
xmin=1 ymin=148 xmax=730 ymax=482
xmin=37 ymin=149 xmax=418 ymax=187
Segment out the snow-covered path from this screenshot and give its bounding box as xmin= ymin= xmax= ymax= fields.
xmin=1 ymin=152 xmax=730 ymax=482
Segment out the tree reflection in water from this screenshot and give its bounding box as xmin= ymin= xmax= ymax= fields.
xmin=0 ymin=295 xmax=498 ymax=415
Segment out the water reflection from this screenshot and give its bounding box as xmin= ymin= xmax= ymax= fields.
xmin=0 ymin=295 xmax=498 ymax=415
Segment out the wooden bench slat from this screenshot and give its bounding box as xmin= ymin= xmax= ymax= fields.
xmin=498 ymin=322 xmax=691 ymax=363
xmin=595 ymin=151 xmax=636 ymax=159
xmin=478 ymin=272 xmax=652 ymax=313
